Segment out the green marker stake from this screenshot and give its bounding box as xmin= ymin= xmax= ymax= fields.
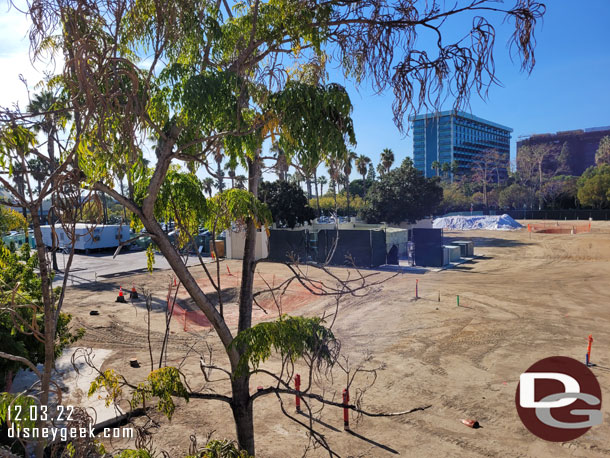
xmin=457 ymin=295 xmax=460 ymax=307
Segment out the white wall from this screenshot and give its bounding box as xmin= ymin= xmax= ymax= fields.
xmin=398 ymin=218 xmax=434 ymax=230
xmin=225 ymin=228 xmax=269 ymax=260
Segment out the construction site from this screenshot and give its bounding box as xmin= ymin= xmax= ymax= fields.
xmin=43 ymin=220 xmax=610 ymax=457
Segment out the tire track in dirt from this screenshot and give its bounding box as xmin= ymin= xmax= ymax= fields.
xmin=77 ymin=319 xmax=205 ymax=351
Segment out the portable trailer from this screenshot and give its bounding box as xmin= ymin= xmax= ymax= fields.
xmin=40 ymin=224 xmax=131 ymax=252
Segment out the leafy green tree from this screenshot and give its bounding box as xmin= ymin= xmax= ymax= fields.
xmin=0 ymin=111 xmax=91 ymax=458
xmin=259 ymin=181 xmax=315 ymax=228
xmin=577 ymin=165 xmax=610 ymax=209
xmin=0 ymin=207 xmax=26 ymax=234
xmin=498 ymin=183 xmax=533 ymax=210
xmin=596 ymin=136 xmax=610 ymax=165
xmin=17 ymin=0 xmax=543 ymax=454
xmin=0 ymin=242 xmax=81 ymax=386
xmin=360 ymin=158 xmax=442 ymax=224
xmin=439 ymin=182 xmax=470 ymax=213
xmin=348 ymin=178 xmax=369 ymax=198
xmin=517 ymin=143 xmax=568 ymax=207
xmin=540 ymin=175 xmax=578 ymax=209
xmin=273 ymin=82 xmax=357 ymax=213
xmin=311 ymin=193 xmax=365 ymax=216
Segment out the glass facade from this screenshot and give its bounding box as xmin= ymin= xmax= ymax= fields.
xmin=410 ymin=111 xmax=512 ymax=179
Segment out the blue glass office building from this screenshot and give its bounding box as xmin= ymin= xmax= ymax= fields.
xmin=410 ymin=110 xmax=512 ymax=179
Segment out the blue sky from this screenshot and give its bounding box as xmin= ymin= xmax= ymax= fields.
xmin=334 ymin=0 xmax=610 ymax=172
xmin=2 ymin=1 xmax=609 ymax=181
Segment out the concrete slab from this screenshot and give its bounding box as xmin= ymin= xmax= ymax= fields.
xmin=52 ymin=251 xmax=210 ymax=286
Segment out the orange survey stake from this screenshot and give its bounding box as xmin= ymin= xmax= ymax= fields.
xmin=586 ymin=334 xmax=593 ymax=366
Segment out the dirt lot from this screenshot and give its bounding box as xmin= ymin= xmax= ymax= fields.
xmin=63 ymin=221 xmax=610 ymax=457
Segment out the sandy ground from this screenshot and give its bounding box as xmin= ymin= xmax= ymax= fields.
xmin=61 ymin=221 xmax=610 ymax=457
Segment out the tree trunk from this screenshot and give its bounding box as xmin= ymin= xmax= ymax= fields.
xmin=216 ymin=161 xmax=224 ymax=191
xmin=332 ymin=181 xmax=337 ymax=213
xmin=538 ymin=161 xmax=544 ymax=210
xmin=231 ymin=150 xmax=261 ymax=453
xmin=30 ymin=210 xmax=55 ymax=458
xmin=345 ymin=176 xmax=351 ymax=218
xmin=314 ymin=170 xmax=320 ymax=217
xmin=231 ymin=376 xmax=255 ymax=455
xmin=102 ymin=193 xmax=109 ymax=224
xmin=120 ymin=177 xmax=127 ymax=219
xmin=21 ymin=205 xmax=29 ymax=244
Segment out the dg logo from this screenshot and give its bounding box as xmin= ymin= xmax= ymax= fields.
xmin=515 ymin=356 xmax=602 ymax=441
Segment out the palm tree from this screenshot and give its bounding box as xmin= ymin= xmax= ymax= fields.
xmin=317 ymin=176 xmax=328 ymax=196
xmin=213 ymin=147 xmax=225 ymax=192
xmin=27 ymin=91 xmax=67 ymax=168
xmin=431 ymin=160 xmax=441 ymax=177
xmin=225 ymin=163 xmax=236 ymax=188
xmin=28 ymin=158 xmax=48 ymax=197
xmin=376 ymin=162 xmax=386 ymax=177
xmin=343 ymin=151 xmax=357 ymax=218
xmin=235 ymin=175 xmax=247 ymax=189
xmin=380 ymin=148 xmax=394 ymax=173
xmin=12 ymin=163 xmax=28 ymax=241
xmin=290 ymin=170 xmax=305 ymax=188
xmin=326 ymin=156 xmax=342 ymax=212
xmin=441 ymin=162 xmax=451 ymax=180
xmin=355 ymin=154 xmax=371 ymax=198
xmin=28 ymin=90 xmax=69 ymax=270
xmin=28 ymin=158 xmax=50 ymax=222
xmin=355 ymin=155 xmax=371 ymax=183
xmin=313 ymin=167 xmax=321 ymax=217
xmin=451 ymin=160 xmax=460 ymax=176
xmin=271 ymin=144 xmax=289 ymax=181
xmin=202 ymin=178 xmax=214 ymax=197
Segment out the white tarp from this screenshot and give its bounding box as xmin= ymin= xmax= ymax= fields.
xmin=433 ymin=214 xmax=523 ymax=231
